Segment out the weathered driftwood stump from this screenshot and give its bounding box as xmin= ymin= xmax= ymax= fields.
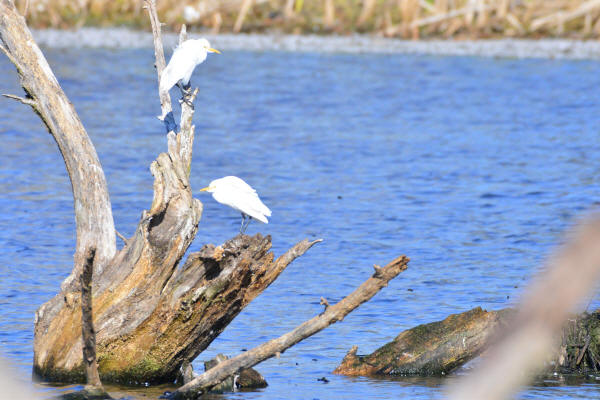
xmin=37 ymin=232 xmax=317 ymax=384
xmin=334 ymin=307 xmax=513 ymax=376
xmin=0 ymin=0 xmax=318 ymax=384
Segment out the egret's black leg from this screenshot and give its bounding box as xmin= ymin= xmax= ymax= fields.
xmin=176 ymin=82 xmax=194 ymax=109
xmin=240 ymin=213 xmax=247 ymax=234
xmin=242 ymin=216 xmax=252 ymax=233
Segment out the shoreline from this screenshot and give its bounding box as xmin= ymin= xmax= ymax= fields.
xmin=32 ymin=28 xmax=600 ymax=60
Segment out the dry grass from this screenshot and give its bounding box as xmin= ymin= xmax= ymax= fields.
xmin=15 ymin=0 xmax=600 ymax=38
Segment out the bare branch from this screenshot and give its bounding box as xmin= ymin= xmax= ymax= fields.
xmin=177 ymin=87 xmax=197 ymax=176
xmin=168 ymin=255 xmax=409 ymax=399
xmin=115 ymin=229 xmax=128 ymax=245
xmin=234 ymin=0 xmax=254 ymax=33
xmin=144 ymin=4 xmax=195 ymax=176
xmin=260 ymin=238 xmax=323 ymax=286
xmin=0 ymin=43 xmax=20 ymax=68
xmin=2 ymin=93 xmax=36 ymax=106
xmin=144 ymin=0 xmax=172 ymax=121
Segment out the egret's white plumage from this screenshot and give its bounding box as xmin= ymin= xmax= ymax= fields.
xmin=159 ymin=38 xmax=220 ymax=94
xmin=200 ymin=176 xmax=272 ymax=232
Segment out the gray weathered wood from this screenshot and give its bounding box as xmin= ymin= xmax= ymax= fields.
xmin=0 ymin=0 xmax=116 ymax=280
xmin=145 ymin=0 xmax=172 ymax=120
xmin=1 ymin=1 xmax=118 ymax=381
xmin=79 ymin=247 xmax=103 ymax=391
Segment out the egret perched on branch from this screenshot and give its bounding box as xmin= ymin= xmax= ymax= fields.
xmin=199 ymin=176 xmax=272 ymax=233
xmin=159 ymin=38 xmax=220 ymax=104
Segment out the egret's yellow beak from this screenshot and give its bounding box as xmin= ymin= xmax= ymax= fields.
xmin=199 ymin=186 xmax=210 ymax=192
xmin=208 ymin=48 xmax=221 ymax=54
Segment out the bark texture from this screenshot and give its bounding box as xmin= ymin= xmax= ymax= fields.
xmin=34 ymin=226 xmax=317 ymax=383
xmin=79 ymin=247 xmax=103 ymax=391
xmin=334 ymin=307 xmax=513 ymax=376
xmin=168 ymin=256 xmax=410 ymax=399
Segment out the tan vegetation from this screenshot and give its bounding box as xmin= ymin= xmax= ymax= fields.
xmin=12 ymin=0 xmax=600 ymax=38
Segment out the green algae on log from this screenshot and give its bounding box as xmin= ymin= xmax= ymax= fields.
xmin=334 ymin=307 xmax=513 ymax=376
xmin=334 ymin=307 xmax=600 ymax=377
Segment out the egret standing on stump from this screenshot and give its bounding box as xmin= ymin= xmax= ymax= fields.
xmin=160 ymin=38 xmax=220 ymax=106
xmin=199 ymin=176 xmax=272 ymax=233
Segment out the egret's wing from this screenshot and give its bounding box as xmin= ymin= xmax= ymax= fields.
xmin=252 ymin=193 xmax=271 ymax=217
xmin=239 ymin=194 xmax=270 ymax=223
xmin=159 ymin=43 xmax=195 ymax=92
xmin=229 ymin=177 xmax=271 ymax=217
xmin=222 ymin=176 xmax=257 ymax=193
xmin=213 ymin=187 xmax=271 ymax=224
xmin=237 ymin=191 xmax=271 ymax=223
xmin=159 ymin=63 xmax=179 ymax=93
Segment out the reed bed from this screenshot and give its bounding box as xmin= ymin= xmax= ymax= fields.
xmin=14 ymin=0 xmax=600 ymax=39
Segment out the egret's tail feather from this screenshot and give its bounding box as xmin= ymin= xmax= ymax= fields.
xmin=253 ymin=214 xmax=269 ymax=224
xmin=261 ymin=203 xmax=272 ymax=217
xmin=159 ymin=67 xmax=178 ymax=95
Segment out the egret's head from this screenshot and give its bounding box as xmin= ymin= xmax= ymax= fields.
xmin=197 ymin=38 xmax=221 ymax=55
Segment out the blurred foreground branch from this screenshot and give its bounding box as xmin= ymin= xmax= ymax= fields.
xmin=448 ymin=214 xmax=600 ymax=400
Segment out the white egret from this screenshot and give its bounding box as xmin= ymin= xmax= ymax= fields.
xmin=199 ymin=176 xmax=272 ymax=233
xmin=159 ymin=38 xmax=220 ymax=103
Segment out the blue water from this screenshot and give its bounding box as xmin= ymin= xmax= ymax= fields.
xmin=1 ymin=44 xmax=599 ymax=399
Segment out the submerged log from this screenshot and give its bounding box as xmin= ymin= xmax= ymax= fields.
xmin=202 ymin=355 xmax=267 ymax=392
xmin=334 ymin=307 xmax=512 ymax=376
xmin=334 ymin=305 xmax=600 ymax=378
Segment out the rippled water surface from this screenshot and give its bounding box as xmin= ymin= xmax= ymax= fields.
xmin=1 ymin=44 xmax=599 ymax=399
